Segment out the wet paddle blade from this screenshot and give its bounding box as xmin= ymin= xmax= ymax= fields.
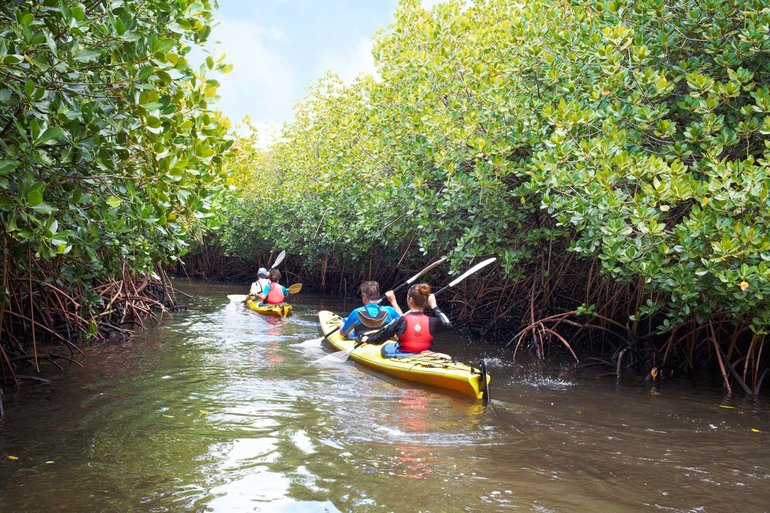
xmin=227 ymin=294 xmax=248 ymax=302
xmin=294 ymin=337 xmax=324 ymax=349
xmin=287 ymin=283 xmax=303 ymax=294
xmin=316 ymin=349 xmax=353 ymax=364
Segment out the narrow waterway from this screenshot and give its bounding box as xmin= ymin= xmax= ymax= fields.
xmin=1 ymin=281 xmax=768 ymax=513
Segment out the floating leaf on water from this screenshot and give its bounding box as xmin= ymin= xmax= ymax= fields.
xmin=751 ymin=428 xmax=760 ymax=433
xmin=199 ymin=410 xmax=210 ymax=414
xmin=7 ymin=455 xmax=19 ymax=460
xmin=162 ymin=414 xmax=175 ymax=418
xmin=718 ymin=405 xmax=735 ymax=409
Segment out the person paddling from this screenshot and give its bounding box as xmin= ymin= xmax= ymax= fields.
xmin=360 ymin=283 xmax=451 ymax=357
xmin=247 ymin=267 xmax=270 ymax=301
xmin=340 ymin=281 xmax=402 ymax=340
xmin=256 ymin=268 xmax=290 ymax=305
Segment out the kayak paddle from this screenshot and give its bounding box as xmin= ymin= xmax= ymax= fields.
xmin=378 ymin=256 xmax=447 ymax=302
xmin=433 ymin=257 xmax=497 ymax=297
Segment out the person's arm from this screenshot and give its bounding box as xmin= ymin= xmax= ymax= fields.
xmin=281 ymin=285 xmax=289 ymax=297
xmin=427 ymin=294 xmax=452 ymax=334
xmin=256 ymin=284 xmax=269 ymax=301
xmin=384 ymin=290 xmax=402 ymax=316
xmin=362 ymin=316 xmax=405 ymax=345
xmin=340 ymin=310 xmax=358 ymax=338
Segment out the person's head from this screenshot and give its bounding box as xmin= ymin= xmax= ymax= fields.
xmin=268 ymin=268 xmax=281 ymax=282
xmin=407 ymin=283 xmax=431 ymax=309
xmin=258 ymin=267 xmax=268 ymax=279
xmin=359 ymin=281 xmax=380 ymax=303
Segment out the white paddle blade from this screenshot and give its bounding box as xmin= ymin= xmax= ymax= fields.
xmin=316 ymin=349 xmax=353 ymax=364
xmin=293 ymin=337 xmax=324 ymax=349
xmin=405 ymin=256 xmax=447 ymax=285
xmin=271 ymin=250 xmax=287 ymax=269
xmin=447 ymin=257 xmax=497 ymax=287
xmin=227 ymin=294 xmax=248 ymax=302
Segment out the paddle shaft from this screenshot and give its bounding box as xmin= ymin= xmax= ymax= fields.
xmin=376 ymin=256 xmax=447 ymax=304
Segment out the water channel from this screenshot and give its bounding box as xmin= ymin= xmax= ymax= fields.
xmin=1 ymin=281 xmax=768 ymax=512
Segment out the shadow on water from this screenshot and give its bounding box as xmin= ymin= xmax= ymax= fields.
xmin=0 ymin=280 xmax=768 ymax=512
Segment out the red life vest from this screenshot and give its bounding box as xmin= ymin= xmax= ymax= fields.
xmin=265 ymin=282 xmax=285 ymax=304
xmin=398 ymin=312 xmax=432 ymax=353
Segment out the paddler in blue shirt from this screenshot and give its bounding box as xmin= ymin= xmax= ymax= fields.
xmin=256 ymin=268 xmax=290 ymax=304
xmin=341 ymin=281 xmax=402 ymax=340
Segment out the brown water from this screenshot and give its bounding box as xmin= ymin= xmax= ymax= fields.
xmin=0 ymin=281 xmax=768 ymax=512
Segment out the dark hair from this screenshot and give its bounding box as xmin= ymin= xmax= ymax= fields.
xmin=407 ymin=283 xmax=431 ymax=308
xmin=359 ymin=281 xmax=380 ymax=300
xmin=269 ymin=268 xmax=281 ymax=282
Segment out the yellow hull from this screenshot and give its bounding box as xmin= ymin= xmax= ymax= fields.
xmin=319 ymin=310 xmax=490 ymax=401
xmin=245 ymin=300 xmax=293 ymax=317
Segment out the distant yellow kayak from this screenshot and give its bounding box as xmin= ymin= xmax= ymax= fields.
xmin=245 ymin=300 xmax=293 ymax=317
xmin=319 ymin=310 xmax=490 ymax=402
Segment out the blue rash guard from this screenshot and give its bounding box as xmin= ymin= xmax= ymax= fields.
xmin=341 ymin=302 xmax=400 ymax=339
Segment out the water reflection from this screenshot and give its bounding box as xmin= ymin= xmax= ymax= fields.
xmin=0 ymin=280 xmax=768 ymax=513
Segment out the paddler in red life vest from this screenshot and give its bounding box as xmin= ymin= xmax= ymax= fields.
xmin=359 ymin=283 xmax=452 ymax=357
xmin=340 ymin=281 xmax=402 ymax=340
xmin=256 ymin=268 xmax=290 ymax=305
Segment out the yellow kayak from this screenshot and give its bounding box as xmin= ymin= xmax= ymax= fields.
xmin=319 ymin=310 xmax=490 ymax=402
xmin=245 ymin=300 xmax=293 ymax=317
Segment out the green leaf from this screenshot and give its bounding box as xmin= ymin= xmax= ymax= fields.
xmin=36 ymin=127 xmax=64 ymax=146
xmin=71 ymin=4 xmax=85 ymax=22
xmin=188 ymin=1 xmax=205 ymax=16
xmin=74 ymin=49 xmax=101 ymax=62
xmin=106 ymin=196 xmax=122 ymax=208
xmin=30 ymin=202 xmax=55 ymax=215
xmin=0 ymin=160 xmax=19 ymax=176
xmin=44 ymin=29 xmax=57 ymax=56
xmin=27 ymin=189 xmax=43 ymax=206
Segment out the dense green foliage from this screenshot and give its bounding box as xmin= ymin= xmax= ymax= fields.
xmin=219 ymin=0 xmax=770 ymax=389
xmin=0 ymin=0 xmax=231 ymax=367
